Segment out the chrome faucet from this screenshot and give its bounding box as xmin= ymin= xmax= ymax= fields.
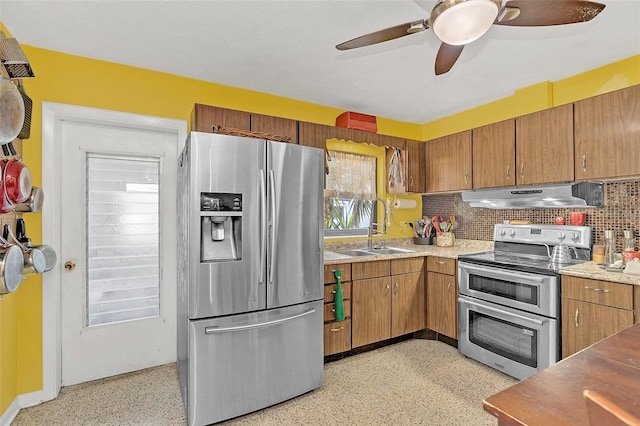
xmin=367 ymin=198 xmax=388 ymax=250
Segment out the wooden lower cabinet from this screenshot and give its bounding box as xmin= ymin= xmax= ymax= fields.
xmin=391 ymin=271 xmax=425 ymax=337
xmin=426 ymin=271 xmax=458 ymax=339
xmin=352 ymin=276 xmax=392 ymax=347
xmin=561 ymin=275 xmax=635 ymax=358
xmin=561 ymin=298 xmax=634 ymax=358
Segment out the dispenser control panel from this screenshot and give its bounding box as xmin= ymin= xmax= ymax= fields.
xmin=201 ymin=192 xmax=242 ymax=212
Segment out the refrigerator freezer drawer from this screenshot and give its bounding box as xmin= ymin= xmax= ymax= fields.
xmin=186 ymin=300 xmax=324 ymax=426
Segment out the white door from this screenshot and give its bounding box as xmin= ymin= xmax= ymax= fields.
xmin=59 ymin=119 xmax=178 ymax=386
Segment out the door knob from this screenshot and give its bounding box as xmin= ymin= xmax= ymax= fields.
xmin=64 ymin=261 xmax=76 ymax=271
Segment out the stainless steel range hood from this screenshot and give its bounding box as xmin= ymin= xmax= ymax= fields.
xmin=462 ymin=182 xmax=605 ymax=209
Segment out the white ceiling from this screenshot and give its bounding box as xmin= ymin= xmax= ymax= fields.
xmin=1 ymin=0 xmax=639 ymax=124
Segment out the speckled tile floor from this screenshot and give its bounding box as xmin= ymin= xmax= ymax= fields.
xmin=13 ymin=339 xmax=517 ymax=425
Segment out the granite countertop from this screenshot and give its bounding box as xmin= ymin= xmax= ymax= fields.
xmin=559 ymin=261 xmax=640 ymax=286
xmin=324 ymin=239 xmax=494 ymax=265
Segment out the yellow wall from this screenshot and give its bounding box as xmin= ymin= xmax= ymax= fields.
xmin=422 ymin=55 xmax=640 ymax=139
xmin=0 ymin=16 xmax=638 ymax=417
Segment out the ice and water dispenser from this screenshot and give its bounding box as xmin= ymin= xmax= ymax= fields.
xmin=200 ymin=192 xmax=242 ymax=262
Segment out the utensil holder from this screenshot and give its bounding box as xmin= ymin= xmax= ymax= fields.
xmin=436 ymin=232 xmax=455 ymax=247
xmin=413 ymin=237 xmax=432 ymax=245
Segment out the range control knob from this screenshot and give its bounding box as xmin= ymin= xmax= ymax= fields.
xmin=499 ymin=229 xmax=506 ymax=237
xmin=558 ymin=231 xmax=566 ymax=241
xmin=510 ymin=230 xmax=516 ymax=238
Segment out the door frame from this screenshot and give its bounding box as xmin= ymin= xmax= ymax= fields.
xmin=38 ymin=102 xmax=187 ymax=403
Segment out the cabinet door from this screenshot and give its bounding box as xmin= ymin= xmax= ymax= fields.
xmin=298 ymin=121 xmax=332 ymax=149
xmin=515 ymin=104 xmax=574 ymax=185
xmin=472 ymin=119 xmax=516 ymax=188
xmin=191 ymin=104 xmax=251 ymax=133
xmin=426 ymin=272 xmax=458 ymax=339
xmin=406 ymin=140 xmax=426 ymax=193
xmin=425 ymin=131 xmax=472 ymax=192
xmin=574 ymin=85 xmax=640 ymax=180
xmin=250 ymin=114 xmax=298 ymax=143
xmin=391 ymin=271 xmax=425 ymax=337
xmin=352 ymin=277 xmax=392 ymax=348
xmin=562 ymin=298 xmax=634 ymax=358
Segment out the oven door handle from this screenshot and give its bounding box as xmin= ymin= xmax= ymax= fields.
xmin=460 ymin=297 xmax=544 ymax=326
xmin=459 ymin=262 xmax=548 ymax=284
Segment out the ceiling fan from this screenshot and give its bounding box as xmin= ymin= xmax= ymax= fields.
xmin=335 ymin=0 xmax=606 ymax=75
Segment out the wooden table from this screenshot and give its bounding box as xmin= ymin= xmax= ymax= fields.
xmin=483 ymin=323 xmax=640 ymax=425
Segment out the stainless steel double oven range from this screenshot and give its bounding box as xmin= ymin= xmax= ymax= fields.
xmin=457 ymin=223 xmax=592 ymax=380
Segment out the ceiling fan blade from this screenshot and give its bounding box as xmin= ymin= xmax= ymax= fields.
xmin=336 ymin=20 xmax=428 ymax=50
xmin=495 ymin=0 xmax=605 ymax=26
xmin=435 ymin=43 xmax=464 ymax=75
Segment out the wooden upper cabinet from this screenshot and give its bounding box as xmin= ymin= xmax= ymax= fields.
xmin=574 ymin=85 xmax=640 ymax=180
xmin=472 ymin=119 xmax=516 ymax=189
xmin=515 ymin=103 xmax=574 ymax=185
xmin=298 ymin=121 xmax=331 ymax=149
xmin=406 ymin=140 xmax=426 ymax=193
xmin=250 ymin=114 xmax=298 ymax=143
xmin=425 ymin=130 xmax=472 ymax=193
xmin=191 ymin=104 xmax=250 ymax=133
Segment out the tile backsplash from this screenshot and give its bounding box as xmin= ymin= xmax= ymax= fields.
xmin=423 ymin=179 xmax=640 ymax=252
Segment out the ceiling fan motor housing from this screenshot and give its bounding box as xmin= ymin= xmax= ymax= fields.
xmin=431 ymin=0 xmax=502 ymax=45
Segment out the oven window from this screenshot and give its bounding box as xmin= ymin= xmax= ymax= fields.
xmin=469 ymin=311 xmax=537 ymax=368
xmin=469 ymin=275 xmax=538 ymax=305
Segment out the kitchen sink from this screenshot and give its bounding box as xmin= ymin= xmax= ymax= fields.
xmin=336 ymin=247 xmax=416 ymax=257
xmin=366 ymin=247 xmax=416 ymax=255
xmin=336 ymin=250 xmax=375 ymax=257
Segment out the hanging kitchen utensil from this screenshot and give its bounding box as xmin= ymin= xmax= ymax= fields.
xmin=4 ymin=223 xmax=46 ymax=274
xmin=387 ymin=148 xmax=406 ymax=193
xmin=0 ymin=232 xmax=25 ymax=296
xmin=14 ymin=186 xmax=43 ymax=213
xmin=4 ymin=141 xmax=32 ymax=204
xmin=0 ymin=32 xmax=35 ymax=79
xmin=0 ymin=69 xmax=25 ymax=144
xmin=0 ymin=145 xmax=15 ymax=213
xmin=15 ymin=79 xmax=32 ymax=139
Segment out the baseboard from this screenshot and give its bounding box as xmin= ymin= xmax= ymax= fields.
xmin=0 ymin=398 xmax=20 ymax=426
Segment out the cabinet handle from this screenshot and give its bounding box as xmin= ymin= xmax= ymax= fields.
xmin=448 ymin=282 xmax=452 ymax=293
xmin=575 ymin=308 xmax=579 ymax=328
xmin=584 ymin=286 xmax=610 ymax=293
xmin=394 ymin=282 xmax=399 ymax=294
xmin=385 ymin=283 xmax=390 ymax=296
xmin=582 ymin=154 xmax=587 ymax=172
xmin=506 ymin=165 xmax=510 ymax=179
xmin=520 ymin=163 xmax=525 ymax=178
xmin=435 ymin=260 xmax=446 ymax=265
xmin=464 ymin=171 xmax=469 ymax=185
xmin=330 ymin=326 xmax=344 ymax=332
xmin=409 ymin=176 xmax=413 ymax=186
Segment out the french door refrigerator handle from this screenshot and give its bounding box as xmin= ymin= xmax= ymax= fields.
xmin=259 ymin=170 xmax=267 ymax=285
xmin=204 ymin=308 xmax=316 ymax=334
xmin=460 ymin=297 xmax=544 ymax=326
xmin=268 ymin=169 xmax=277 ymax=285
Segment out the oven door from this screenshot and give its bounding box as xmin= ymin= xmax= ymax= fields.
xmin=458 ymin=296 xmax=558 ymax=381
xmin=458 ymin=261 xmax=558 ymax=317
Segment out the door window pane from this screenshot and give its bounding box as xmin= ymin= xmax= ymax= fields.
xmin=86 ymin=154 xmax=160 ymax=326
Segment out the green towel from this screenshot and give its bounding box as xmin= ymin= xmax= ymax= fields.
xmin=334 ymin=269 xmax=345 ymax=321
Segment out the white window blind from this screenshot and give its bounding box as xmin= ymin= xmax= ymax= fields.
xmin=325 ymin=150 xmax=377 ymax=199
xmin=86 ymin=154 xmax=160 ymax=326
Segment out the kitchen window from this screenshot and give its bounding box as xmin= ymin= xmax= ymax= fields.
xmin=324 ymin=149 xmax=377 ymax=237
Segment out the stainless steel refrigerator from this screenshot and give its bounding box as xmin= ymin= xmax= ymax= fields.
xmin=177 ymin=132 xmax=324 ymax=426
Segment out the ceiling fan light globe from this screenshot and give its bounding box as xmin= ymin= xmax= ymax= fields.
xmin=432 ymin=0 xmax=500 ymax=46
